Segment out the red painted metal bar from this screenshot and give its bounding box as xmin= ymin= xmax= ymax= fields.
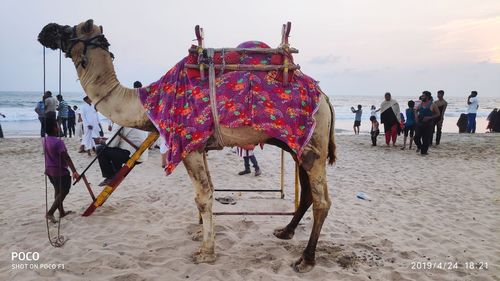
xmin=82 ymin=132 xmax=159 ymax=217
xmin=214 ymin=212 xmax=294 ymax=216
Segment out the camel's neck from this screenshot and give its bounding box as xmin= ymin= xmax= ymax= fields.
xmin=74 ymin=48 xmax=153 ymax=131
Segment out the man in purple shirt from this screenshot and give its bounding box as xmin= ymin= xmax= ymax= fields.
xmin=43 ymin=118 xmax=79 ymax=223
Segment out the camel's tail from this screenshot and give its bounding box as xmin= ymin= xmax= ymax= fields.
xmin=325 ymin=94 xmax=336 ymax=165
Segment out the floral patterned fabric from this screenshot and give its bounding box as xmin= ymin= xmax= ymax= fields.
xmin=139 ymin=41 xmax=321 ymax=175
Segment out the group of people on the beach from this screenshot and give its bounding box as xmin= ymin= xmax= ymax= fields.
xmin=35 ymin=91 xmax=80 ymax=139
xmin=352 ymin=90 xmax=485 ymax=155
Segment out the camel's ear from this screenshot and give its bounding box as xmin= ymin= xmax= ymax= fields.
xmin=99 ymin=25 xmax=103 ymax=33
xmin=82 ymin=19 xmax=94 ymax=33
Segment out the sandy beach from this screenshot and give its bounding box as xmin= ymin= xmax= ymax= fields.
xmin=0 ymin=133 xmax=498 ymax=281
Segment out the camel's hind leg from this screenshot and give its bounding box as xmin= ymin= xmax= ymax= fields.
xmin=273 ymin=165 xmax=313 ymax=240
xmin=292 ymin=155 xmax=331 ymax=273
xmin=183 ymin=150 xmax=216 ymax=263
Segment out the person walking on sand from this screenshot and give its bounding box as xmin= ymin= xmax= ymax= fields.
xmin=351 ymin=105 xmax=362 ymax=135
xmin=56 ymin=94 xmax=69 ymax=137
xmin=80 ymin=96 xmax=100 ymax=155
xmin=370 ymin=116 xmax=379 ymax=146
xmin=380 ymin=92 xmax=401 ymax=146
xmin=431 ymin=90 xmax=448 ymax=145
xmin=43 ymin=118 xmax=79 ymax=223
xmin=237 ymin=145 xmax=262 ymax=176
xmin=401 ymin=100 xmax=416 ymax=150
xmin=467 ymin=91 xmax=479 ymax=133
xmin=414 ymin=91 xmax=440 ymax=155
xmin=44 ymin=91 xmax=58 ymax=120
xmin=34 ymin=96 xmax=45 ymax=137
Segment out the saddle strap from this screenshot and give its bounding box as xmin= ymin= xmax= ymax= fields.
xmin=207 ymin=48 xmax=225 ymax=148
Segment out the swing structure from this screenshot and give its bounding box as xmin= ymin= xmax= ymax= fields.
xmin=213 ymin=149 xmax=299 ymax=217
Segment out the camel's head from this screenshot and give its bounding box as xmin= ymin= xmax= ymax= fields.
xmin=38 ymin=19 xmax=110 ymax=66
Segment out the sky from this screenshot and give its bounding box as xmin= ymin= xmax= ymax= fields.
xmin=0 ymin=0 xmax=499 ymax=97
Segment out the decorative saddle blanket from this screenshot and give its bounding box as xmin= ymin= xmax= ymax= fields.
xmin=139 ymin=41 xmax=321 ymax=175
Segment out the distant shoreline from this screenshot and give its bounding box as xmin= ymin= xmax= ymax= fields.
xmin=0 ymin=117 xmax=492 ymax=138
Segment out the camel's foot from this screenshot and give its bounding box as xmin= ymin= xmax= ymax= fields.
xmin=291 ymin=255 xmax=315 ymax=273
xmin=192 ymin=249 xmax=216 ymax=264
xmin=273 ymin=227 xmax=294 ymax=240
xmin=191 ymin=227 xmax=203 ymax=241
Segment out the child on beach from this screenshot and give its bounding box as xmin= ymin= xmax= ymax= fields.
xmin=237 ymin=145 xmax=262 ymax=176
xmin=370 ymin=105 xmax=380 ymax=118
xmin=43 ymin=118 xmax=79 ymax=223
xmin=370 ymin=116 xmax=379 ymax=146
xmin=402 ymin=100 xmax=416 ymax=150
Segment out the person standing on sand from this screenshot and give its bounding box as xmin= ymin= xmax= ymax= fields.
xmin=351 ymin=104 xmax=362 ymax=135
xmin=414 ymin=91 xmax=440 ymax=155
xmin=467 ymin=91 xmax=479 ymax=133
xmin=43 ymin=91 xmax=58 ymax=120
xmin=380 ymin=92 xmax=401 ymax=146
xmin=34 ymin=96 xmax=45 ymax=137
xmin=237 ymin=145 xmax=262 ymax=176
xmin=457 ymin=113 xmax=468 ymax=133
xmin=401 ymin=100 xmax=416 ymax=150
xmin=67 ymin=105 xmax=76 ymax=138
xmin=43 ymin=118 xmax=79 ymax=223
xmin=486 ymin=108 xmax=498 ymax=133
xmin=370 ymin=116 xmax=379 ymax=146
xmin=0 ymin=112 xmax=5 ymax=138
xmin=80 ymin=96 xmax=100 ymax=155
xmin=73 ymin=105 xmax=84 ymax=142
xmin=56 ymin=94 xmax=69 ymax=137
xmin=431 ymin=90 xmax=448 ymax=145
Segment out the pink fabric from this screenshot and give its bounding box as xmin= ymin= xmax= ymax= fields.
xmin=139 ymin=41 xmax=321 ymax=175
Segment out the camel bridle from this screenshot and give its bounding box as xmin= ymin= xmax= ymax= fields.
xmin=65 ymin=25 xmax=114 ymax=69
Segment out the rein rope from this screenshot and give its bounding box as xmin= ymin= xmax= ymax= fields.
xmin=66 ymin=26 xmax=116 ymax=111
xmin=207 ymin=48 xmax=225 ymax=148
xmin=43 ymin=47 xmax=66 ymax=247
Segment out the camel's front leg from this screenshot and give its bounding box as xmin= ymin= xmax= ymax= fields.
xmin=183 ymin=150 xmax=216 ymax=264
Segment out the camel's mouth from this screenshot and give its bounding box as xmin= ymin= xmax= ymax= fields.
xmin=38 ymin=23 xmax=73 ymax=52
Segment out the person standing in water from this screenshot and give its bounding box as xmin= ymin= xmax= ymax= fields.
xmin=351 ymin=104 xmax=362 ymax=135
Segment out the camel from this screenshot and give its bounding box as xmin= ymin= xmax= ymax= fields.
xmin=38 ymin=19 xmax=336 ymax=273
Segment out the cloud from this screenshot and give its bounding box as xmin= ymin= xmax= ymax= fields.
xmin=431 ymin=16 xmax=500 ymax=63
xmin=307 ymin=54 xmax=342 ymax=65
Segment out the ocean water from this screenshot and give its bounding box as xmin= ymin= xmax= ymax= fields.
xmin=0 ymin=91 xmax=498 ymax=137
